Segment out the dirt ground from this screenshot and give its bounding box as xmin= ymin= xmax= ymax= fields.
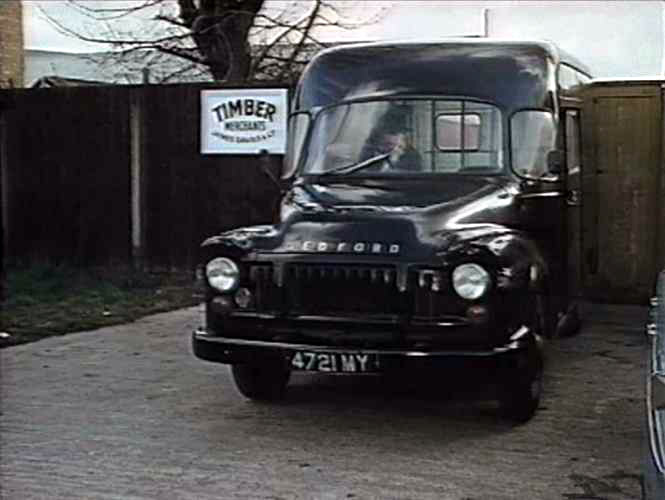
xmin=0 ymin=303 xmax=647 ymax=500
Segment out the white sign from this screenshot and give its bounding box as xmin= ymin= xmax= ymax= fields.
xmin=201 ymin=88 xmax=288 ymax=155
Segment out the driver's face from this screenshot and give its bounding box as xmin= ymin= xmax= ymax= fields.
xmin=381 ymin=132 xmax=404 ymax=151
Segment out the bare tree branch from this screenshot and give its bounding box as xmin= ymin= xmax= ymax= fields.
xmin=65 ymin=0 xmax=166 ymax=21
xmin=154 ymin=14 xmax=189 ymax=28
xmin=248 ymin=3 xmax=325 ymax=79
xmin=159 ymin=62 xmax=203 ymax=83
xmin=39 ymin=0 xmax=388 ymax=83
xmin=39 ymin=5 xmax=192 ymax=48
xmin=276 ymin=0 xmax=321 ymax=80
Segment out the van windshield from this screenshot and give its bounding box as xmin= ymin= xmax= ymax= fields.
xmin=302 ymin=99 xmax=504 ymax=177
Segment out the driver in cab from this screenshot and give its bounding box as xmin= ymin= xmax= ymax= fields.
xmin=376 ymin=129 xmax=422 ymax=172
xmin=319 ymin=106 xmax=424 ymax=176
xmin=362 ymin=111 xmax=423 ymax=173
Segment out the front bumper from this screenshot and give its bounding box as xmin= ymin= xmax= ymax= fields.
xmin=192 ymin=325 xmax=538 ymax=366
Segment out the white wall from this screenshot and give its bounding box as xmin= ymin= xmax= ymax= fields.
xmin=25 ymin=50 xmax=116 ymax=86
xmin=25 ymin=49 xmax=211 ymax=86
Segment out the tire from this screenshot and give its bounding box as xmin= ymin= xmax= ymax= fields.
xmin=498 ymin=347 xmax=544 ymax=423
xmin=556 ymin=303 xmax=582 ymax=338
xmin=231 ymin=361 xmax=290 ymax=401
xmin=535 ymin=292 xmax=554 ymax=339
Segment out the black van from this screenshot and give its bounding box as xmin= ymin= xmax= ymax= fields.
xmin=193 ymin=39 xmax=592 ymax=422
xmin=646 ymin=270 xmax=665 ymax=497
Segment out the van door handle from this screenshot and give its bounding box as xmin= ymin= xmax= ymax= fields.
xmin=567 ymin=189 xmax=581 ymax=206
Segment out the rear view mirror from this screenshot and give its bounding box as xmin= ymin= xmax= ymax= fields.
xmin=547 ymin=150 xmax=564 ymax=175
xmin=259 ymin=149 xmax=284 ymax=192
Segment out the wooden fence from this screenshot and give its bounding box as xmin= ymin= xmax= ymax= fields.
xmin=581 ymin=81 xmax=665 ymax=303
xmin=0 ymin=83 xmax=285 ymax=269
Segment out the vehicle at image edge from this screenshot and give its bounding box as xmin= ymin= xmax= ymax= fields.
xmin=646 ymin=269 xmax=665 ymax=498
xmin=192 ymin=39 xmax=591 ymax=422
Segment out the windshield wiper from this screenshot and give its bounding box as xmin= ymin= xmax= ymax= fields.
xmin=317 ymin=153 xmax=390 ymax=177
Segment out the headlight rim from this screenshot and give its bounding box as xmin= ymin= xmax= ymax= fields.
xmin=452 ymin=262 xmax=492 ymax=300
xmin=205 ymin=257 xmax=240 ymax=293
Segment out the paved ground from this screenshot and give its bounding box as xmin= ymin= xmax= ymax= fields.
xmin=0 ymin=303 xmax=647 ymax=500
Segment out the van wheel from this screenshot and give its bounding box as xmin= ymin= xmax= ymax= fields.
xmin=498 ymin=347 xmax=543 ymax=423
xmin=535 ymin=293 xmax=554 ymax=339
xmin=557 ymin=303 xmax=582 ymax=338
xmin=231 ymin=362 xmax=290 ymax=401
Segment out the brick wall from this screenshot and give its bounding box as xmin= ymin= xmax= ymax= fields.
xmin=0 ymin=0 xmax=24 ymax=88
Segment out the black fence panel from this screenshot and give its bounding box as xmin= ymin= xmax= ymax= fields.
xmin=0 ymin=83 xmax=285 ymax=269
xmin=3 ymin=87 xmax=130 ymax=265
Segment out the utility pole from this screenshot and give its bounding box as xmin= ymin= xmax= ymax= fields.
xmin=482 ymin=8 xmax=491 ymax=37
xmin=662 ymin=1 xmax=665 ymax=75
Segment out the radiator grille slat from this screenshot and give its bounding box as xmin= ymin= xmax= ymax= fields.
xmin=248 ymin=263 xmax=451 ymax=318
xmin=287 ymin=263 xmax=403 ymax=315
xmin=248 ymin=264 xmax=276 ymax=311
xmin=249 ymin=263 xmax=405 ymax=315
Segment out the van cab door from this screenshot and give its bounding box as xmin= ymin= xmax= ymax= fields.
xmin=517 ymin=174 xmax=567 ymax=328
xmin=514 ymin=105 xmax=581 ymax=332
xmin=563 ymin=107 xmax=584 ymax=310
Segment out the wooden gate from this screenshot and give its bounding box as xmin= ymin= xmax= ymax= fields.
xmin=582 ymin=81 xmax=665 ymax=303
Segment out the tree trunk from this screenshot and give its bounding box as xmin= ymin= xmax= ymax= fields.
xmin=183 ymin=0 xmax=264 ymax=82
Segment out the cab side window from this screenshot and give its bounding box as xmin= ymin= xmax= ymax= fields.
xmin=565 ymin=110 xmax=581 ymax=176
xmin=559 ymin=64 xmax=590 ymax=92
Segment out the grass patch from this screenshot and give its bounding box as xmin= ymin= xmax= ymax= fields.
xmin=1 ymin=264 xmax=201 ymax=348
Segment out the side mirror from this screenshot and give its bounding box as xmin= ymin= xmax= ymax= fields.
xmin=546 ymin=150 xmax=564 ymax=175
xmin=259 ymin=149 xmax=285 ymax=193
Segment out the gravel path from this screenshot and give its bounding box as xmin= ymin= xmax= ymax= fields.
xmin=0 ymin=303 xmax=647 ymax=500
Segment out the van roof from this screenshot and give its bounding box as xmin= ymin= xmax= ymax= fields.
xmin=295 ymin=39 xmax=590 ymax=111
xmin=316 ymin=38 xmax=592 ymax=77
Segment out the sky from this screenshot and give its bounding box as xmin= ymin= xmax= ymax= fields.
xmin=22 ymin=0 xmax=665 ymax=78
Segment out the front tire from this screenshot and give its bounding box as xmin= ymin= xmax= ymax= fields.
xmin=556 ymin=303 xmax=582 ymax=338
xmin=498 ymin=346 xmax=544 ymax=423
xmin=231 ymin=362 xmax=290 ymax=401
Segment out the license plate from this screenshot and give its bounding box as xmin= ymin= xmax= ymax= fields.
xmin=290 ymin=351 xmax=379 ymax=373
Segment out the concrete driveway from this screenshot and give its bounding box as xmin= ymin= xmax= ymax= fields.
xmin=0 ymin=304 xmax=646 ymax=500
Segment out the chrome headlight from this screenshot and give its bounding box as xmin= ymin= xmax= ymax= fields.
xmin=205 ymin=257 xmax=240 ymax=292
xmin=452 ymin=263 xmax=491 ymax=300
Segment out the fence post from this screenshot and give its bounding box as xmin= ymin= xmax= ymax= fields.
xmin=0 ymin=104 xmax=8 ymax=299
xmin=130 ymin=88 xmax=146 ymax=270
xmin=660 ymin=85 xmax=665 ymax=269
